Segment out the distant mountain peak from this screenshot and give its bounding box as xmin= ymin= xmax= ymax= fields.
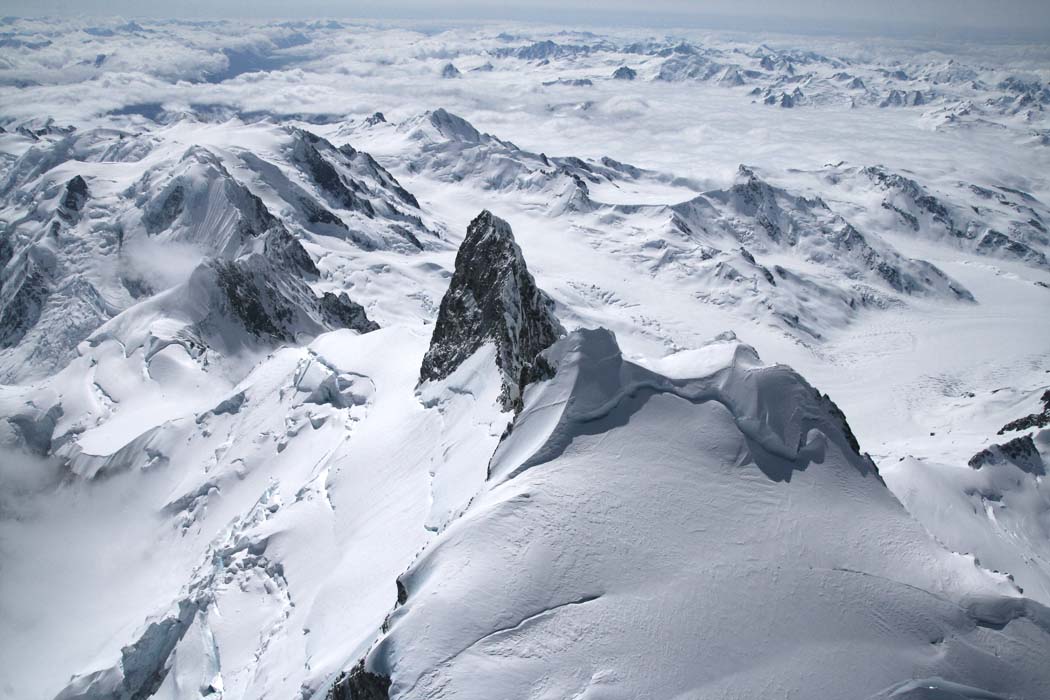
xmin=425 ymin=108 xmax=483 ymax=143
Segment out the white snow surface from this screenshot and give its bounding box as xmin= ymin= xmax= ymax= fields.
xmin=0 ymin=17 xmax=1049 ymax=700
xmin=369 ymin=329 xmax=1049 ymax=700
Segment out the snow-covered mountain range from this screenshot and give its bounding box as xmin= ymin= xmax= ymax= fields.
xmin=1 ymin=17 xmax=1049 ymax=700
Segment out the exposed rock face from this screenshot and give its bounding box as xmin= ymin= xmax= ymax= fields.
xmin=879 ymin=89 xmax=926 ymax=107
xmin=677 ymin=166 xmax=974 ymax=301
xmin=53 ymin=599 xmax=199 ymax=700
xmin=864 ymin=165 xmax=962 ymax=236
xmin=969 ymin=433 xmax=1045 ymax=476
xmin=440 ymin=62 xmax=461 ymax=79
xmin=336 ymin=143 xmax=420 ymax=210
xmin=320 ymin=291 xmax=380 ymax=334
xmin=419 ymin=210 xmax=564 ymax=410
xmin=999 ymin=390 xmax=1050 ymax=435
xmin=424 ymin=108 xmax=483 ymax=143
xmin=60 ymin=175 xmax=89 ymax=215
xmin=262 ymin=226 xmax=320 ymax=277
xmin=140 ymin=147 xmax=285 ymax=256
xmin=493 ymin=39 xmax=593 ymax=61
xmin=977 ymin=230 xmax=1048 ymax=267
xmin=288 ymin=128 xmax=429 ymax=249
xmin=142 ymin=179 xmax=185 ymax=234
xmin=612 ymin=65 xmax=637 ymax=80
xmin=326 ymin=661 xmax=391 ymax=700
xmin=200 ymin=254 xmax=378 ymax=344
xmin=0 ymin=258 xmax=50 ymax=348
xmin=5 ymin=401 xmax=63 ymax=455
xmin=291 ymin=131 xmax=376 ymax=217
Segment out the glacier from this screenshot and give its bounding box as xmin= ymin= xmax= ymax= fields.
xmin=0 ymin=16 xmax=1048 ymax=700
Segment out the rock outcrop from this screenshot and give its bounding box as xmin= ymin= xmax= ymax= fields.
xmin=419 ymin=210 xmax=563 ymax=410
xmin=968 ymin=433 xmax=1045 ymax=475
xmin=59 ymin=175 xmax=89 ymax=218
xmin=193 ymin=254 xmax=378 ymax=345
xmin=998 ymin=390 xmax=1050 ymax=435
xmin=326 ymin=662 xmax=391 ymax=700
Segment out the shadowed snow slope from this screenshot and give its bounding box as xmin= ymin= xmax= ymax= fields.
xmin=357 ymin=328 xmax=1050 ymax=700
xmin=3 ymin=20 xmax=1050 ymax=700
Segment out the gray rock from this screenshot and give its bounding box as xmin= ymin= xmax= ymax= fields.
xmin=969 ymin=433 xmax=1045 ymax=476
xmin=61 ymin=175 xmax=89 ymax=214
xmin=320 ymin=291 xmax=379 ymax=334
xmin=200 ymin=253 xmax=378 ymax=345
xmin=291 ymin=130 xmax=376 ymax=217
xmin=326 ymin=661 xmax=390 ymax=700
xmin=419 ymin=210 xmax=563 ymax=410
xmin=998 ymin=390 xmax=1050 ymax=435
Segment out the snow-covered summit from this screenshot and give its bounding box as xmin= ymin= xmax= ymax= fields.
xmin=343 ymin=327 xmax=1050 ymax=700
xmin=3 ymin=19 xmax=1050 ymax=700
xmin=0 ymin=118 xmax=436 ymax=383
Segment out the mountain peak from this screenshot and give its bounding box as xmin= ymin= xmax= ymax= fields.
xmin=426 ymin=108 xmax=482 ymax=144
xmin=419 ymin=210 xmax=564 ymax=410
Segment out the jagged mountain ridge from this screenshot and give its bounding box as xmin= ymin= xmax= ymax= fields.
xmin=484 ymin=35 xmax=1050 ymax=124
xmin=2 ymin=106 xmax=1048 ymax=700
xmin=348 ymin=109 xmax=1004 ymax=340
xmin=0 ymin=120 xmax=434 ymax=383
xmin=419 ymin=210 xmax=563 ymax=411
xmin=364 ymin=107 xmax=699 ymax=214
xmin=1 ymin=19 xmax=1050 ymax=700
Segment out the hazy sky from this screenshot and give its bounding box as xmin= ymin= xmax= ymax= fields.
xmin=3 ymin=0 xmax=1050 ymax=40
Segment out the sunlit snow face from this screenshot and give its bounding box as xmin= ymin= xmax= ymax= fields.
xmin=1 ymin=13 xmax=1049 ymax=700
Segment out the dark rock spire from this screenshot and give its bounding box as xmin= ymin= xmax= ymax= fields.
xmin=420 ymin=210 xmax=564 ymax=410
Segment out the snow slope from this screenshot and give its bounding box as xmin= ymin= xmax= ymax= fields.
xmin=355 ymin=329 xmax=1050 ymax=700
xmin=1 ymin=17 xmax=1050 ymax=700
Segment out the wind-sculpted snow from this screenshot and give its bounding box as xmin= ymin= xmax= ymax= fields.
xmin=2 ymin=17 xmax=1050 ymax=700
xmin=29 ymin=324 xmax=510 ymax=700
xmin=353 ymin=329 xmax=1050 ymax=700
xmin=486 ymin=328 xmax=874 ymax=483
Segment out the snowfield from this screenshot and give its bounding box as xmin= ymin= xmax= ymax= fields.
xmin=0 ymin=16 xmax=1049 ymax=700
xmin=367 ymin=329 xmax=1049 ymax=700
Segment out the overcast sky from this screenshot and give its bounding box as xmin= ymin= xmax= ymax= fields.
xmin=4 ymin=0 xmax=1050 ymax=40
